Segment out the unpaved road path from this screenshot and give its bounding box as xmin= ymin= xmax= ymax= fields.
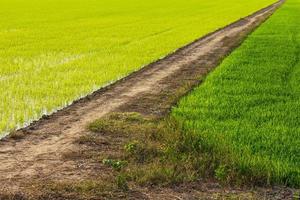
xmin=0 ymin=1 xmax=285 ymax=198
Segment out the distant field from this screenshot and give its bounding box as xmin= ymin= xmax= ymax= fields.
xmin=172 ymin=0 xmax=299 ymax=187
xmin=0 ymin=0 xmax=276 ymax=135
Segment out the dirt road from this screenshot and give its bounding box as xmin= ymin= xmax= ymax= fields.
xmin=0 ymin=1 xmax=285 ymax=198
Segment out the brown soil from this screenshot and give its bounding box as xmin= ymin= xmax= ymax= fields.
xmin=0 ymin=1 xmax=293 ymax=199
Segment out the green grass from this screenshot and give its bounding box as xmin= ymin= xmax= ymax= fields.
xmin=0 ymin=0 xmax=276 ymax=135
xmin=172 ymin=0 xmax=300 ymax=187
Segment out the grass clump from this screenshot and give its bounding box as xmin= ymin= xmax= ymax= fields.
xmin=88 ymin=112 xmax=154 ymax=135
xmin=87 ymin=112 xmax=226 ymax=188
xmin=40 ymin=180 xmax=116 ymax=199
xmin=102 ymin=159 xmax=128 ymax=171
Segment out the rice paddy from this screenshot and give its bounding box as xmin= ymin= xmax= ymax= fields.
xmin=172 ymin=0 xmax=300 ymax=187
xmin=0 ymin=0 xmax=277 ymax=135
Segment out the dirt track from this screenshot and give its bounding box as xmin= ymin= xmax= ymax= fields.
xmin=0 ymin=1 xmax=285 ymax=198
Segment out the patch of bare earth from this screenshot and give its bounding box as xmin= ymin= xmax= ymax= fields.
xmin=1 ymin=1 xmax=296 ymax=199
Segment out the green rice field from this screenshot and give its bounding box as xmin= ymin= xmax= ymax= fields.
xmin=0 ymin=0 xmax=276 ymax=135
xmin=172 ymin=0 xmax=300 ymax=187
